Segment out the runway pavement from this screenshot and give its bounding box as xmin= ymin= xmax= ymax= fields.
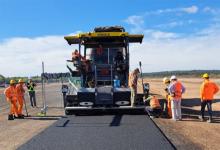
xmin=18 ymin=115 xmax=175 ymax=150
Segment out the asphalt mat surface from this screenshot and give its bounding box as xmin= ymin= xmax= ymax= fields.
xmin=18 ymin=115 xmax=174 ymax=150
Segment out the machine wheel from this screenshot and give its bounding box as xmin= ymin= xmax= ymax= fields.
xmin=65 ymin=110 xmax=72 ymax=115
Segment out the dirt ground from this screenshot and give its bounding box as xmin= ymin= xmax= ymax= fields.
xmin=144 ymin=77 xmax=220 ymax=150
xmin=0 ymin=83 xmax=65 ymax=150
xmin=0 ymin=78 xmax=220 ymax=150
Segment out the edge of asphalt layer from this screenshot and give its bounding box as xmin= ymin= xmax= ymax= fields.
xmin=18 ymin=115 xmax=176 ymax=150
xmin=148 ymin=117 xmax=177 ymax=150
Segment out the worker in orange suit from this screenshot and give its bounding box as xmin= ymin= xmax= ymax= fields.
xmin=4 ymin=80 xmax=18 ymax=120
xmin=163 ymin=77 xmax=172 ymax=118
xmin=200 ymin=73 xmax=219 ymax=123
xmin=72 ymin=49 xmax=85 ymax=61
xmin=16 ymin=79 xmax=25 ymax=118
xmin=72 ymin=49 xmax=80 ymax=60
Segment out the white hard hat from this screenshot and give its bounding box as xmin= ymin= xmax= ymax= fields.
xmin=170 ymin=75 xmax=177 ymax=80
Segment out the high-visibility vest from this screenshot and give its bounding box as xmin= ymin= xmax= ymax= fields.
xmin=150 ymin=96 xmax=161 ymax=109
xmin=173 ymin=81 xmax=183 ymax=99
xmin=200 ymin=80 xmax=219 ymax=100
xmin=27 ymin=83 xmax=35 ymax=92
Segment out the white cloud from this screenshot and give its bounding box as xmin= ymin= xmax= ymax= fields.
xmin=181 ymin=5 xmax=198 ymax=14
xmin=124 ymin=5 xmax=220 ymax=73
xmin=124 ymin=15 xmax=144 ymax=26
xmin=129 ymin=25 xmax=220 ymax=73
xmin=0 ymin=35 xmax=78 ymax=77
xmin=156 ymin=21 xmax=184 ymax=28
xmin=143 ymin=30 xmax=179 ymax=39
xmin=124 ymin=6 xmax=199 ymax=33
xmin=143 ymin=5 xmax=199 ymax=16
xmin=1 ymin=27 xmax=220 ymax=77
xmin=203 ymin=7 xmax=220 ymax=15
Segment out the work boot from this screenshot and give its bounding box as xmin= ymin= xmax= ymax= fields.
xmin=8 ymin=114 xmax=14 ymax=120
xmin=199 ymin=116 xmax=205 ymax=122
xmin=13 ymin=115 xmax=19 ymax=119
xmin=207 ymin=117 xmax=213 ymax=123
xmin=18 ymin=114 xmax=25 ymax=119
xmin=149 ymin=116 xmax=155 ymax=119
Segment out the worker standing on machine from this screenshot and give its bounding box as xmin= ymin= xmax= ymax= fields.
xmin=72 ymin=49 xmax=80 ymax=61
xmin=129 ymin=68 xmax=140 ymax=107
xmin=4 ymin=80 xmax=18 ymax=120
xmin=16 ymin=79 xmax=25 ymax=118
xmin=114 ymin=50 xmax=125 ymax=83
xmin=27 ymin=79 xmax=37 ymax=107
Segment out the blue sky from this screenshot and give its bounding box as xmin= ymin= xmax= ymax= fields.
xmin=0 ymin=0 xmax=220 ymax=76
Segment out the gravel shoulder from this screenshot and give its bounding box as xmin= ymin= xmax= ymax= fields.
xmin=0 ymin=83 xmax=64 ymax=150
xmin=1 ymin=79 xmax=220 ymax=150
xmin=145 ymin=77 xmax=220 ymax=150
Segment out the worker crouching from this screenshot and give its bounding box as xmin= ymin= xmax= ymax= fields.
xmin=16 ymin=79 xmax=25 ymax=118
xmin=4 ymin=80 xmax=19 ymax=120
xmin=144 ymin=95 xmax=162 ymax=118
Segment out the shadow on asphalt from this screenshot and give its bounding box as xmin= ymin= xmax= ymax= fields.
xmin=56 ymin=115 xmax=126 ymax=128
xmin=24 ymin=116 xmax=63 ymax=120
xmin=159 ymin=98 xmax=220 ymax=123
xmin=109 ymin=115 xmax=123 ymax=126
xmin=182 ymin=98 xmax=220 ymax=107
xmin=181 ymin=98 xmax=220 ymax=123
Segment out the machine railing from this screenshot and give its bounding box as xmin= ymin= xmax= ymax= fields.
xmin=94 ymin=64 xmax=113 ymax=86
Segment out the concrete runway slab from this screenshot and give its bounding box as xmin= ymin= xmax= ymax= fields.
xmin=18 ymin=115 xmax=175 ymax=150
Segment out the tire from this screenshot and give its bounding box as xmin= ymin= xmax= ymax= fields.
xmin=65 ymin=110 xmax=72 ymax=115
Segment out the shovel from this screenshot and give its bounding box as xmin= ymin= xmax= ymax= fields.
xmin=23 ymin=96 xmax=29 ymax=117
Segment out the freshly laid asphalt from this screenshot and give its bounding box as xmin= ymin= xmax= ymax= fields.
xmin=18 ymin=115 xmax=175 ymax=150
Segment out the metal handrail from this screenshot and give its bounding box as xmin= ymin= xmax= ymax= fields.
xmin=95 ymin=65 xmax=97 ymax=87
xmin=94 ymin=64 xmax=113 ymax=86
xmin=111 ymin=65 xmax=113 ymax=86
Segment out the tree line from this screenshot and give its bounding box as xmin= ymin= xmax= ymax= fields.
xmin=142 ymin=70 xmax=220 ymax=78
xmin=1 ymin=70 xmax=220 ymax=84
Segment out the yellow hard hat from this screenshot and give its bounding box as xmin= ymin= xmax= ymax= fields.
xmin=18 ymin=79 xmax=24 ymax=83
xmin=202 ymin=73 xmax=209 ymax=78
xmin=10 ymin=80 xmax=16 ymax=84
xmin=163 ymin=77 xmax=170 ymax=84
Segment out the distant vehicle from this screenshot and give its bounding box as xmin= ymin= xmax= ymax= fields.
xmin=0 ymin=75 xmax=6 ymax=87
xmin=63 ymin=26 xmax=148 ymax=115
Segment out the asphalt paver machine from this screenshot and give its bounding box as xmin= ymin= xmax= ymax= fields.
xmin=64 ymin=26 xmax=147 ymax=115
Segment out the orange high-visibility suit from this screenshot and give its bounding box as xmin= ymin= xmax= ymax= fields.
xmin=72 ymin=50 xmax=85 ymax=61
xmin=16 ymin=84 xmax=25 ymax=115
xmin=166 ymin=94 xmax=172 ymax=118
xmin=150 ymin=96 xmax=161 ymax=109
xmin=200 ymin=79 xmax=219 ymax=100
xmin=4 ymin=86 xmax=18 ymax=116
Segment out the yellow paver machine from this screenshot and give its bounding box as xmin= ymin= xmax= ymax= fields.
xmin=63 ymin=26 xmax=149 ymax=115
